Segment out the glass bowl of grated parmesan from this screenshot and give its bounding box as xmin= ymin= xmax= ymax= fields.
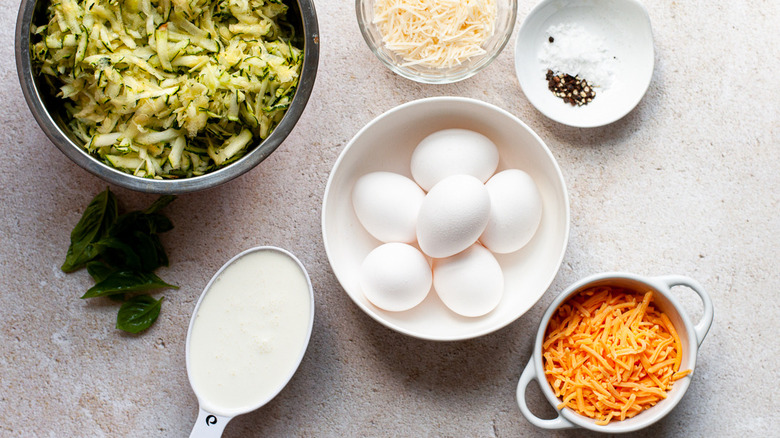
xmin=357 ymin=0 xmax=517 ymax=84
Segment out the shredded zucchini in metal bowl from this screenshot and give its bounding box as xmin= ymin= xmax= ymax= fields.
xmin=30 ymin=0 xmax=303 ymax=179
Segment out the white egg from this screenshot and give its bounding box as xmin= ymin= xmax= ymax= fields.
xmin=352 ymin=172 xmax=425 ymax=243
xmin=360 ymin=243 xmax=432 ymax=312
xmin=433 ymin=244 xmax=504 ymax=317
xmin=480 ymin=169 xmax=543 ymax=254
xmin=411 ymin=129 xmax=499 ymax=191
xmin=416 ymin=175 xmax=491 ymax=259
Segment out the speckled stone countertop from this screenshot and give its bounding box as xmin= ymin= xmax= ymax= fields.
xmin=1 ymin=0 xmax=778 ymax=436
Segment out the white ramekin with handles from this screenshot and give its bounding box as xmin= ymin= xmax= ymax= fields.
xmin=517 ymin=272 xmax=714 ymax=433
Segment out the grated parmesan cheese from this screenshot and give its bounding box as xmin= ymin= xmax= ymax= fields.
xmin=373 ymin=0 xmax=496 ymax=68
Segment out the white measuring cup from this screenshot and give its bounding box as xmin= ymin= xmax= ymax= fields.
xmin=185 ymin=246 xmax=315 ymax=437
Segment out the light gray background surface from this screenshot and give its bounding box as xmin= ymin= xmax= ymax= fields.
xmin=1 ymin=0 xmax=778 ymax=436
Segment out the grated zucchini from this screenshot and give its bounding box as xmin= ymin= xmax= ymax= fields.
xmin=32 ymin=0 xmax=303 ymax=178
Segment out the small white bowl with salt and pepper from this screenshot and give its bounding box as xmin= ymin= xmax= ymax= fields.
xmin=515 ymin=0 xmax=654 ymax=127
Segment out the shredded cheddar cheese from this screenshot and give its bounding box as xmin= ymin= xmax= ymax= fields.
xmin=542 ymin=286 xmax=690 ymax=425
xmin=373 ymin=0 xmax=496 ymax=68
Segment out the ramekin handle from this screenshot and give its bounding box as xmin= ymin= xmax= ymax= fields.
xmin=516 ymin=358 xmax=576 ymax=430
xmin=658 ymin=275 xmax=714 ymax=346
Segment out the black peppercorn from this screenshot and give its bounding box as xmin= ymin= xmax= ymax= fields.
xmin=544 ymin=71 xmax=597 ymax=106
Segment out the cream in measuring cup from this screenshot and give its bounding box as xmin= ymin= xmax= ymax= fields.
xmin=186 ymin=247 xmax=314 ymax=437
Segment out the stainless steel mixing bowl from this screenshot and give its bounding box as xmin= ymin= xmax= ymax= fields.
xmin=15 ymin=0 xmax=319 ymax=194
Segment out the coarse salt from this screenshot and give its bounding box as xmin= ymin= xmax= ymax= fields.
xmin=539 ymin=23 xmax=616 ymax=89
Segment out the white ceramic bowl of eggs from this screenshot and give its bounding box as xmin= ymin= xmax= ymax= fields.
xmin=322 ymin=97 xmax=570 ymax=341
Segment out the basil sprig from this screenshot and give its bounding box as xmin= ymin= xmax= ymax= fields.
xmin=62 ymin=188 xmax=178 ymax=333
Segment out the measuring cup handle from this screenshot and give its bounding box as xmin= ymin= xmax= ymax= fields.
xmin=658 ymin=275 xmax=714 ymax=346
xmin=189 ymin=407 xmax=232 ymax=438
xmin=516 ymin=358 xmax=576 ymax=430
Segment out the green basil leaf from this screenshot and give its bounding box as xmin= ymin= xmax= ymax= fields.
xmin=86 ymin=260 xmax=115 ymax=283
xmin=150 ymin=234 xmax=169 ymax=268
xmin=96 ymin=233 xmax=165 ymax=272
xmin=81 ymin=271 xmax=178 ymax=299
xmin=61 ymin=188 xmax=118 ymax=272
xmin=87 ymin=262 xmax=124 ymax=300
xmin=116 ymin=295 xmax=164 ymax=333
xmin=143 ymin=195 xmax=177 ymax=214
xmin=111 ymin=211 xmax=173 ymax=237
xmin=96 ymin=237 xmax=143 ymax=271
xmin=109 ymin=211 xmax=144 ymax=237
xmin=144 ymin=212 xmax=174 ymax=234
xmin=62 ymin=244 xmax=102 ymax=273
xmin=130 ymin=231 xmax=164 ymax=272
